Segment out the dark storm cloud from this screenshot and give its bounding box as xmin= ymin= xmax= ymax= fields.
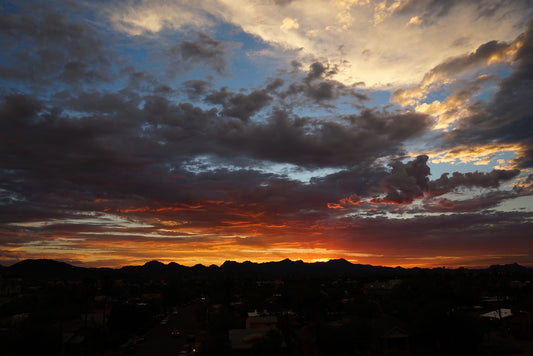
xmin=343 ymin=109 xmax=430 ymax=142
xmin=0 ymin=96 xmax=336 ymax=230
xmin=0 ymin=92 xmax=149 ymax=182
xmin=435 ymin=39 xmax=509 ymax=73
xmin=124 ymin=68 xmax=172 ymax=95
xmin=0 ymin=85 xmax=515 ymax=236
xmin=167 ymin=33 xmax=230 ymax=75
xmin=0 ymin=78 xmax=433 ymax=233
xmin=204 ymin=86 xmax=232 ymax=104
xmin=439 ymin=22 xmax=533 ymax=168
xmin=205 ymin=88 xmax=273 ymax=121
xmin=304 ymin=62 xmax=333 ymax=82
xmin=369 ymin=155 xmax=522 ymax=205
xmin=394 ymin=0 xmax=531 ymax=21
xmin=514 ymin=147 xmax=533 ymax=169
xmin=394 ymin=0 xmax=460 ymax=17
xmin=221 ymin=90 xmax=272 ymax=121
xmin=189 ymin=169 xmax=330 ymax=215
xmin=462 ymin=35 xmax=533 ymax=135
xmin=0 ymin=5 xmax=113 ymax=86
xmin=181 ymin=79 xmax=213 ymax=100
xmin=281 ymin=62 xmax=368 ymax=104
xmin=423 ymin=189 xmax=525 ymax=213
xmin=63 ymin=91 xmax=139 ymax=114
xmin=372 ymin=155 xmax=430 ymax=204
xmin=429 ymin=169 xmax=521 ymax=196
xmin=265 ymin=78 xmax=285 ymax=91
xmin=0 ymin=92 xmax=43 ymax=120
xmin=0 ymin=11 xmax=36 ymax=37
xmin=134 ymin=100 xmax=430 ymax=168
xmin=335 ymin=211 xmax=532 ymax=256
xmin=215 ymin=109 xmax=431 ymax=167
xmin=311 ymin=164 xmax=388 ymax=198
xmin=392 ymin=38 xmax=513 ymax=105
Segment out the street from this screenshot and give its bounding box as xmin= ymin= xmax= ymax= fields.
xmin=134 ymin=301 xmax=202 ymax=356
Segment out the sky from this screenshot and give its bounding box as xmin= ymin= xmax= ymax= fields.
xmin=1 ymin=0 xmax=532 ymax=268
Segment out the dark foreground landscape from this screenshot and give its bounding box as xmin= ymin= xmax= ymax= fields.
xmin=1 ymin=259 xmax=533 ymax=355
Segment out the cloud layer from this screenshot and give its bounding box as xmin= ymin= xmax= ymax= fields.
xmin=0 ymin=0 xmax=531 ymax=267
xmin=109 ymin=0 xmax=532 ymax=87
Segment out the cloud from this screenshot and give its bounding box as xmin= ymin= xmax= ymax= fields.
xmin=371 ymin=155 xmax=430 ymax=204
xmin=366 ymin=155 xmax=522 ymax=206
xmin=214 ymin=109 xmax=431 ymax=167
xmin=328 ymin=194 xmax=362 ymax=209
xmin=331 ymin=210 xmax=533 ymax=265
xmin=422 ymin=189 xmax=527 ymax=213
xmin=0 ymin=0 xmax=531 ymax=268
xmin=433 ymin=22 xmax=533 ymax=169
xmin=109 ymin=0 xmax=215 ymax=36
xmin=280 ymin=17 xmax=299 ymax=31
xmin=429 ymin=169 xmax=521 ymax=197
xmin=392 ymin=37 xmax=522 ymax=107
xmin=280 ymin=61 xmax=369 ymax=104
xmin=265 ymin=77 xmax=285 ymax=91
xmin=0 ymin=82 xmax=430 ymax=242
xmin=107 ymin=0 xmax=531 ymax=87
xmin=406 ymin=15 xmax=425 ymax=26
xmin=166 ymin=32 xmax=231 ymax=75
xmin=386 ymin=21 xmax=533 ymax=178
xmin=458 ymin=31 xmax=532 ymax=134
xmin=205 ymin=88 xmax=273 ymax=121
xmin=413 ymin=74 xmax=494 ymax=130
xmin=393 ymin=0 xmax=533 ymax=22
xmin=63 ymin=91 xmax=138 ymax=114
xmin=424 ymin=142 xmax=524 ymax=167
xmin=181 ymin=79 xmax=213 ymax=100
xmin=0 ymin=5 xmax=113 ymax=86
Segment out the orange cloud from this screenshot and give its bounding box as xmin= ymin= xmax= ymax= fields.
xmin=426 ymin=142 xmax=525 ymax=167
xmin=328 ymin=194 xmax=362 ymax=209
xmin=340 ymin=194 xmax=361 ymax=205
xmin=327 ymin=202 xmax=345 ymax=209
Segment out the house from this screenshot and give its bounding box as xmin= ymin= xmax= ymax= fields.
xmin=230 ymin=311 xmax=281 ymax=355
xmin=373 ymin=315 xmax=410 ymax=355
xmin=0 ymin=277 xmax=23 ymax=296
xmin=296 ymin=324 xmax=319 ymax=356
xmin=246 ymin=315 xmax=278 ymax=329
xmin=480 ymin=308 xmax=513 ymax=320
xmin=364 ymin=279 xmax=402 ymax=292
xmin=229 ymin=328 xmax=271 ymax=355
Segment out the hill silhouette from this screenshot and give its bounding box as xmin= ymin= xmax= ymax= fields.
xmin=1 ymin=258 xmax=531 ymax=281
xmin=6 ymin=259 xmax=88 ymax=280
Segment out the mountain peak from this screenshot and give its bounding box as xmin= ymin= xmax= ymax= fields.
xmin=327 ymin=258 xmax=352 ymax=265
xmin=489 ymin=262 xmax=527 ymax=272
xmin=144 ymin=260 xmax=164 ymax=267
xmin=221 ymin=260 xmax=238 ymax=267
xmin=7 ymin=259 xmax=84 ymax=280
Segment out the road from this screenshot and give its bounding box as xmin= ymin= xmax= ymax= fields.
xmin=134 ymin=301 xmax=203 ymax=356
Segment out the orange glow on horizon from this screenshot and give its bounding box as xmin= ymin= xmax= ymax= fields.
xmin=117 ymin=204 xmax=206 ymax=213
xmin=5 ymin=250 xmax=526 ymax=270
xmin=3 ymin=195 xmax=531 ymax=270
xmin=5 ymin=228 xmax=531 ymax=269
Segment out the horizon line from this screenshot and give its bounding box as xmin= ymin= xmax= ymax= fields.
xmin=2 ymin=257 xmax=531 ymax=271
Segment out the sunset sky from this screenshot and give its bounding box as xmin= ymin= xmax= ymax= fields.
xmin=1 ymin=0 xmax=532 ymax=268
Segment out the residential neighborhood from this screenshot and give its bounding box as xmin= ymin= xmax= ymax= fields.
xmin=1 ymin=259 xmax=533 ymax=355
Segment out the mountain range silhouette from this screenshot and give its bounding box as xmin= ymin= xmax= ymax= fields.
xmin=1 ymin=258 xmax=530 ymax=281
